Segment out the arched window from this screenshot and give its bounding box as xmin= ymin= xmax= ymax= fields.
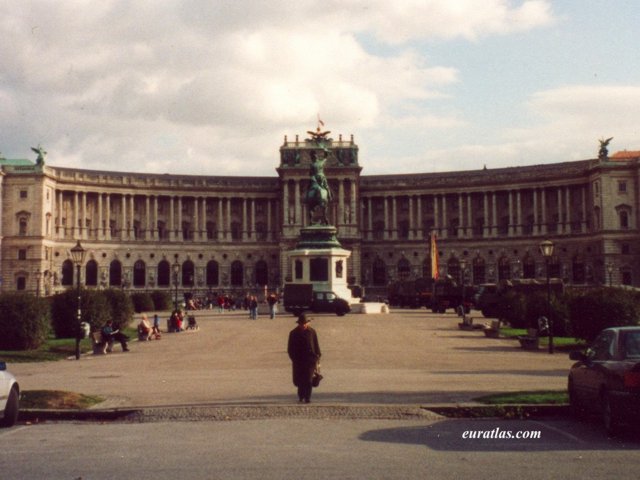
xmin=497 ymin=256 xmax=510 ymax=281
xmin=109 ymin=260 xmax=122 ymax=287
xmin=182 ymin=260 xmax=195 ymax=286
xmin=372 ymin=257 xmax=386 ymax=286
xmin=446 ymin=257 xmax=460 ymax=283
xmin=158 ymin=260 xmax=170 ymax=287
xmin=61 ymin=260 xmax=74 ymax=286
xmin=397 ymin=258 xmax=411 ymax=281
xmin=472 ymin=257 xmax=486 ymax=285
xmin=255 ymin=260 xmax=268 ymax=286
xmin=85 ymin=260 xmax=98 ymax=286
xmin=133 ymin=260 xmax=146 ymax=287
xmin=572 ymin=255 xmax=585 ymax=283
xmin=206 ymin=261 xmax=219 ymax=286
xmin=422 ymin=257 xmax=432 ymax=279
xmin=231 ymin=260 xmax=244 ymax=287
xmin=522 ymin=255 xmax=535 ymax=279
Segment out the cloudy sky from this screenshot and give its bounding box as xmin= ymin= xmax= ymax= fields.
xmin=1 ymin=1 xmax=639 ymax=176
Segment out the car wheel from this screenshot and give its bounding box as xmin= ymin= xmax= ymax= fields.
xmin=568 ymin=380 xmax=587 ymax=420
xmin=0 ymin=386 xmax=19 ymax=428
xmin=602 ymin=391 xmax=621 ymax=436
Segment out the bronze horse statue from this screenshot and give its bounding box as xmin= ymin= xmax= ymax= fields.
xmin=305 ymin=176 xmax=331 ymax=225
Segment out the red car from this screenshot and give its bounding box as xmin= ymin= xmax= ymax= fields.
xmin=568 ymin=326 xmax=640 ymax=435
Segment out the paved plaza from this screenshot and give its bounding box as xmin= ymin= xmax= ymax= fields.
xmin=10 ymin=309 xmax=574 ymax=409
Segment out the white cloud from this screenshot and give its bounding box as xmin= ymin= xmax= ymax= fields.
xmin=0 ymin=0 xmax=561 ymax=175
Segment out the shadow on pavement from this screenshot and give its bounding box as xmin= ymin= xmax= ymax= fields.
xmin=359 ymin=418 xmax=640 ymax=451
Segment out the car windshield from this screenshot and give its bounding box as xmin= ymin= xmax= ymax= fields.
xmin=622 ymin=331 xmax=640 ymax=359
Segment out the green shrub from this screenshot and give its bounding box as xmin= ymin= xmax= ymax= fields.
xmin=102 ymin=288 xmax=134 ymax=329
xmin=497 ymin=291 xmax=527 ymax=328
xmin=50 ymin=289 xmax=110 ymax=338
xmin=0 ymin=293 xmax=50 ymax=350
xmin=523 ymin=291 xmax=570 ymax=336
xmin=150 ymin=290 xmax=173 ymax=311
xmin=568 ymin=287 xmax=640 ymax=342
xmin=131 ymin=292 xmax=154 ymax=313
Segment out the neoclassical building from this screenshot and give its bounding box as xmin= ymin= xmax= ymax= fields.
xmin=1 ymin=131 xmax=639 ymax=298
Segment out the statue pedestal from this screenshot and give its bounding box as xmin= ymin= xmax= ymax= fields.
xmin=287 ymin=225 xmax=353 ymax=300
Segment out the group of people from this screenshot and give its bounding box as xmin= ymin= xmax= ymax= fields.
xmin=137 ymin=314 xmax=162 ymax=340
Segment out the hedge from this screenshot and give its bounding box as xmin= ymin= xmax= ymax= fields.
xmin=50 ymin=289 xmax=110 ymax=338
xmin=0 ymin=293 xmax=50 ymax=350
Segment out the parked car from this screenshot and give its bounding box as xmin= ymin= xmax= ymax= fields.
xmin=567 ymin=326 xmax=640 ymax=435
xmin=0 ymin=361 xmax=20 ymax=428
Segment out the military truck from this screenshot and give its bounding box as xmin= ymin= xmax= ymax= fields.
xmin=283 ymin=283 xmax=351 ymax=317
xmin=387 ymin=277 xmax=433 ymax=308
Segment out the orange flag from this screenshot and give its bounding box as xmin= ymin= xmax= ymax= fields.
xmin=430 ymin=232 xmax=439 ymax=280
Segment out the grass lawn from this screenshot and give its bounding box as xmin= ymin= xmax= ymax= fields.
xmin=20 ymin=390 xmax=105 ymax=410
xmin=499 ymin=326 xmax=586 ymax=351
xmin=474 ymin=390 xmax=569 ymax=405
xmin=0 ymin=327 xmax=137 ymax=363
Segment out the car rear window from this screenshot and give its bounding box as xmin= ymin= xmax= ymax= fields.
xmin=622 ymin=331 xmax=640 ymax=359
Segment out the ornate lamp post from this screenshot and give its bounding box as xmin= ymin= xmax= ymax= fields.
xmin=172 ymin=261 xmax=180 ymax=312
xmin=70 ymin=241 xmax=86 ymax=360
xmin=606 ymin=262 xmax=614 ymax=287
xmin=539 ymin=240 xmax=555 ymax=354
xmin=459 ymin=258 xmax=467 ymax=315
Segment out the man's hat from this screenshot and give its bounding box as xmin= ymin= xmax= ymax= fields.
xmin=296 ymin=313 xmax=310 ymax=324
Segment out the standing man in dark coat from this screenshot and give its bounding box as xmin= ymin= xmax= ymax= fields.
xmin=287 ymin=313 xmax=321 ymax=403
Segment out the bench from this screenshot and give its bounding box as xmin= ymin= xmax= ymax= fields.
xmin=483 ymin=320 xmax=500 ymax=338
xmin=518 ymin=328 xmax=539 ymax=350
xmin=91 ymin=331 xmax=111 ymax=355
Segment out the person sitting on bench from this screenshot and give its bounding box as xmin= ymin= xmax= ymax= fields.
xmin=101 ymin=319 xmax=130 ymax=352
xmin=137 ymin=314 xmax=153 ymax=341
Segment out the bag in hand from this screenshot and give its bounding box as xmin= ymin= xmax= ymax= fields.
xmin=312 ymin=365 xmax=323 ymax=387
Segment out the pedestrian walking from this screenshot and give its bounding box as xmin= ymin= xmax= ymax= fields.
xmin=287 ymin=313 xmax=321 ymax=403
xmin=267 ymin=293 xmax=278 ymax=319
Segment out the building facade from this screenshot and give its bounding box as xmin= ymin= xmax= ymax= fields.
xmin=1 ymin=133 xmax=639 ymax=298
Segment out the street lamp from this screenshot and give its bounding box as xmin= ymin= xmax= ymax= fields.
xmin=172 ymin=261 xmax=180 ymax=312
xmin=70 ymin=241 xmax=86 ymax=360
xmin=459 ymin=258 xmax=467 ymax=316
xmin=539 ymin=240 xmax=555 ymax=354
xmin=606 ymin=262 xmax=614 ymax=287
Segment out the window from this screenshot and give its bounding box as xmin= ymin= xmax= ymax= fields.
xmin=86 ymin=260 xmax=98 ymax=286
xmin=231 ymin=260 xmax=244 ymax=286
xmin=372 ymin=257 xmax=386 ymax=286
xmin=620 ymin=210 xmax=629 ymax=229
xmin=16 ymin=277 xmax=26 ymax=290
xmin=20 ymin=190 xmax=27 ymax=199
xmin=206 ymin=261 xmax=219 ymax=286
xmin=109 ymin=260 xmax=122 ymax=286
xmin=397 ymin=258 xmax=411 ymax=281
xmin=158 ymin=260 xmax=170 ymax=287
xmin=133 ymin=260 xmax=146 ymax=287
xmin=61 ymin=260 xmax=74 ymax=286
xmin=19 ymin=218 xmax=28 ymax=236
xmin=18 ymin=249 xmax=27 ymax=260
xmin=622 ymin=243 xmax=631 ymax=255
xmin=182 ymin=260 xmax=195 ymax=286
xmin=255 ymin=260 xmax=268 ymax=286
xmin=618 ymin=181 xmax=627 ymax=193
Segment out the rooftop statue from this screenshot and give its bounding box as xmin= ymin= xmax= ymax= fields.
xmin=31 ymin=144 xmax=47 ymax=165
xmin=598 ymin=137 xmax=613 ymax=161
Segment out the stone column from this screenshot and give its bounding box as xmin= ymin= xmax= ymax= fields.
xmin=169 ymin=196 xmax=175 ymax=241
xmin=383 ymin=197 xmax=389 ymax=240
xmin=557 ymin=188 xmax=563 ymax=233
xmin=408 ymin=195 xmax=414 ymax=240
xmin=458 ymin=193 xmax=464 ymax=238
xmin=441 ymin=195 xmax=448 ymax=239
xmin=482 ymin=192 xmax=489 ymax=238
xmin=367 ymin=197 xmax=373 ymax=240
xmin=350 ymin=179 xmax=357 ymax=226
xmin=177 ymin=197 xmax=183 ymax=241
xmin=541 ymin=188 xmax=547 ymax=234
xmin=532 ymin=189 xmax=538 ymax=235
xmin=338 ymin=179 xmax=345 ymax=225
xmin=516 ymin=190 xmax=522 ymax=235
xmin=73 ymin=191 xmax=79 ymax=239
xmin=130 ymin=195 xmax=135 ymax=239
xmin=251 ymin=198 xmax=256 ymax=240
xmin=153 ymin=196 xmax=159 ymax=240
xmin=581 ymin=185 xmax=587 ymax=232
xmin=218 ymin=198 xmax=224 ymax=240
xmin=392 ymin=196 xmax=398 ymax=240
xmin=81 ymin=192 xmax=87 ymax=239
xmin=467 ymin=193 xmax=472 ymax=238
xmin=416 ymin=195 xmax=424 ymax=240
xmin=491 ymin=192 xmax=497 ymax=238
xmin=242 ymin=198 xmax=248 ymax=240
xmin=267 ymin=199 xmax=272 ymax=241
xmin=98 ymin=193 xmax=103 ymax=240
xmin=106 ymin=194 xmax=111 ymax=240
xmin=294 ymin=180 xmax=301 ymax=225
xmin=226 ymin=197 xmax=232 ymax=241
